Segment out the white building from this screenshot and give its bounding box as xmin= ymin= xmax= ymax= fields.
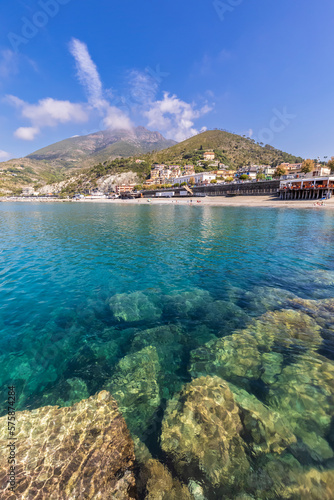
xmin=172 ymin=172 xmax=216 ymax=185
xmin=263 ymin=166 xmax=276 ymax=176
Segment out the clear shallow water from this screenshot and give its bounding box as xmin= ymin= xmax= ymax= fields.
xmin=1 ymin=202 xmax=334 ymax=498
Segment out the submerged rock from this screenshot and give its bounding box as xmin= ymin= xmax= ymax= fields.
xmin=162 ymin=288 xmax=212 ymax=320
xmin=130 ymin=324 xmax=185 ymax=397
xmin=243 ymin=286 xmax=298 ymax=315
xmin=161 ymin=376 xmax=250 ymax=495
xmin=0 ymin=391 xmax=136 ymax=499
xmin=227 ymin=383 xmax=296 ymax=456
xmin=287 ymin=297 xmax=334 ymax=330
xmin=189 ymin=332 xmax=262 ymax=388
xmin=138 ymin=459 xmax=192 ymax=500
xmin=284 ymin=468 xmax=334 ymax=499
xmin=104 ymin=346 xmax=161 ymax=438
xmin=204 ymin=300 xmax=249 ymax=334
xmin=250 ymin=454 xmax=334 ymax=499
xmin=109 ymin=291 xmax=162 ymax=323
xmin=268 ymin=353 xmax=334 ymax=462
xmin=247 ymin=309 xmax=323 ymax=352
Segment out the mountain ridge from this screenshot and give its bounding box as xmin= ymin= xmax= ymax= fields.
xmin=0 ymin=127 xmax=176 ymax=194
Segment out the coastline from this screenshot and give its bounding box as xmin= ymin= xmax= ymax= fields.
xmin=2 ymin=195 xmax=334 ymax=209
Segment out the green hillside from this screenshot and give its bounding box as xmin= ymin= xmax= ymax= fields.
xmin=58 ymin=130 xmax=304 ymax=196
xmin=141 ymin=129 xmax=303 ymax=169
xmin=0 ymin=127 xmax=175 ymax=195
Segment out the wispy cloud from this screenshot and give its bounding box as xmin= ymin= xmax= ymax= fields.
xmin=0 ymin=50 xmax=38 ymax=81
xmin=6 ymin=95 xmax=88 ymax=140
xmin=0 ymin=149 xmax=11 ymax=160
xmin=69 ymin=38 xmax=133 ymax=130
xmin=0 ymin=50 xmax=18 ymax=79
xmin=69 ymin=38 xmax=104 ymax=109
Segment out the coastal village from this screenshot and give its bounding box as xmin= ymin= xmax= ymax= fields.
xmin=16 ymin=149 xmax=334 ymax=201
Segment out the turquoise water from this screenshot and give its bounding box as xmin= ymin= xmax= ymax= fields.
xmin=1 ymin=202 xmax=334 ymax=498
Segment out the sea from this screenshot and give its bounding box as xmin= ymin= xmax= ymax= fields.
xmin=1 ymin=201 xmax=334 ymax=498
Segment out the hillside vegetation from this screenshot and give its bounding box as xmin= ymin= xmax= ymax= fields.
xmin=0 ymin=127 xmax=175 ymax=195
xmin=57 ymin=130 xmax=303 ymax=196
xmin=141 ymin=130 xmax=303 ymax=168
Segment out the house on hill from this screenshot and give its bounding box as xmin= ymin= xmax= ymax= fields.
xmin=203 ymin=151 xmax=215 ymax=161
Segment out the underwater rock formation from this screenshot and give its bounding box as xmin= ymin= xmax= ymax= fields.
xmin=162 ymin=288 xmax=212 ymax=320
xmin=161 ymin=376 xmax=250 ymax=496
xmin=138 ymin=459 xmax=192 ymax=500
xmin=130 ymin=324 xmax=185 ymax=397
xmin=242 ymin=286 xmax=298 ymax=315
xmin=203 ymin=300 xmax=249 ymax=334
xmin=287 ymin=297 xmax=334 ymax=331
xmin=268 ymin=353 xmax=334 ymax=462
xmin=227 ymin=383 xmax=296 ymax=455
xmin=250 ymin=453 xmax=334 ymax=499
xmin=0 ymin=391 xmax=136 ymax=499
xmin=109 ymin=291 xmax=162 ymax=323
xmin=104 ymin=346 xmax=161 ymax=438
xmin=247 ymin=309 xmax=323 ymax=351
xmin=189 ymin=332 xmax=263 ymax=388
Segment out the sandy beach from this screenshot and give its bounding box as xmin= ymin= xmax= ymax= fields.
xmin=74 ymin=195 xmax=334 ymax=209
xmin=2 ymin=195 xmax=334 ymax=209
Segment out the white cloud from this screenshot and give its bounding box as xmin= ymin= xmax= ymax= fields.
xmin=144 ymin=92 xmax=212 ymax=142
xmin=0 ymin=150 xmax=11 ymax=160
xmin=103 ymin=105 xmax=133 ymax=130
xmin=69 ymin=38 xmax=132 ymax=130
xmin=6 ymin=95 xmax=88 ymax=140
xmin=14 ymin=127 xmax=40 ymax=141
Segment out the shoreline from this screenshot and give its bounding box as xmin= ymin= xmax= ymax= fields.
xmin=1 ymin=195 xmax=334 ymax=209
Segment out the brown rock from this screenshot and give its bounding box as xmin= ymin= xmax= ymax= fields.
xmin=0 ymin=391 xmax=136 ymax=499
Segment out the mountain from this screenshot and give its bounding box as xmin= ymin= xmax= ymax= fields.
xmin=0 ymin=127 xmax=176 ymax=194
xmin=26 ymin=127 xmax=176 ymax=169
xmin=56 ymin=130 xmax=304 ymax=197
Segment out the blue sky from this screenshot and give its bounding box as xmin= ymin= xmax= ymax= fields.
xmin=0 ymin=0 xmax=333 ymax=161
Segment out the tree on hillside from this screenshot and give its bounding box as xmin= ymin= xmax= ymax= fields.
xmin=239 ymin=174 xmax=249 ymax=180
xmin=274 ymin=165 xmax=287 ymax=178
xmin=301 ymin=159 xmax=315 ymax=174
xmin=256 ymin=173 xmax=266 ymax=180
xmin=327 ymin=156 xmax=334 ymax=173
